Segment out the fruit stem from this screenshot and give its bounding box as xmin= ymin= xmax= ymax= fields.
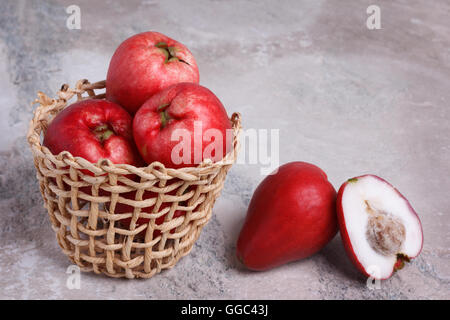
xmin=93 ymin=124 xmax=114 ymax=143
xmin=155 ymin=41 xmax=168 ymax=48
xmin=158 ymin=104 xmax=171 ymax=129
xmin=100 ymin=130 xmax=114 ymax=141
xmin=155 ymin=42 xmax=189 ymax=65
xmin=394 ymin=253 xmax=411 ymax=271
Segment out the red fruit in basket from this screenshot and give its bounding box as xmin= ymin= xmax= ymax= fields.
xmin=236 ymin=162 xmax=338 ymax=271
xmin=337 ymin=175 xmax=423 ymax=280
xmin=114 ymin=184 xmax=188 ymax=238
xmin=43 ymin=99 xmax=143 ymax=171
xmin=133 ymin=83 xmax=232 ymax=168
xmin=106 ymin=31 xmax=199 ymax=114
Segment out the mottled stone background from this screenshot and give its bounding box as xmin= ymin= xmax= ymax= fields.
xmin=0 ymin=0 xmax=449 ymax=299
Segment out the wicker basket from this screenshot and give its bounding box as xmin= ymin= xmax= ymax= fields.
xmin=27 ymin=79 xmax=241 ymax=279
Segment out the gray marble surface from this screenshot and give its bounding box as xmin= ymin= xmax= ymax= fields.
xmin=0 ymin=0 xmax=449 ymax=299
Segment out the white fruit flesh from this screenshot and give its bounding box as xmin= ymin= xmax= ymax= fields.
xmin=341 ymin=176 xmax=422 ymax=279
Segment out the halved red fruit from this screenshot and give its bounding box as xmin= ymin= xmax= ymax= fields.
xmin=337 ymin=175 xmax=423 ymax=280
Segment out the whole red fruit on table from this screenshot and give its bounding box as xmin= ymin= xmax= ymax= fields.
xmin=236 ymin=162 xmax=338 ymax=271
xmin=133 ymin=82 xmax=232 ymax=168
xmin=43 ymin=99 xmax=143 ymax=172
xmin=106 ymin=31 xmax=200 ymax=114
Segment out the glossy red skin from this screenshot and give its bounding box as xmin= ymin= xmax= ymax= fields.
xmin=236 ymin=162 xmax=338 ymax=271
xmin=106 ymin=31 xmax=199 ymax=114
xmin=336 ymin=174 xmax=424 ymax=280
xmin=133 ymin=83 xmax=232 ymax=168
xmin=43 ymin=99 xmax=143 ymax=196
xmin=43 ymin=99 xmax=142 ymax=168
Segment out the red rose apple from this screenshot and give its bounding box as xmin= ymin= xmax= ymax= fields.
xmin=43 ymin=99 xmax=142 ymax=171
xmin=337 ymin=175 xmax=423 ymax=280
xmin=106 ymin=31 xmax=200 ymax=114
xmin=236 ymin=162 xmax=338 ymax=271
xmin=133 ymin=82 xmax=232 ymax=168
xmin=113 ymin=185 xmax=187 ymax=238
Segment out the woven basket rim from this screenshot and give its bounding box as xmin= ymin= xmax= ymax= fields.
xmin=27 ymin=79 xmax=242 ymax=179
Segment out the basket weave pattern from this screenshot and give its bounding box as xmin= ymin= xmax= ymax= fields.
xmin=27 ymin=79 xmax=241 ymax=279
